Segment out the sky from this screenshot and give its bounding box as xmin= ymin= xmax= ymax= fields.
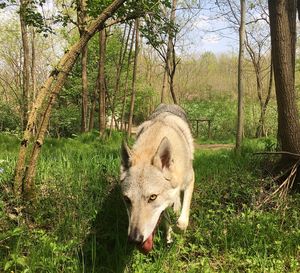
xmin=176 ymin=2 xmax=241 ymax=56
xmin=187 ymin=19 xmax=238 ymax=55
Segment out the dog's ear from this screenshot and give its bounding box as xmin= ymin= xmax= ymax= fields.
xmin=152 ymin=137 xmax=172 ymax=170
xmin=120 ymin=140 xmax=132 ymax=180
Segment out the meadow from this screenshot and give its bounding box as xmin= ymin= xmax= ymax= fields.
xmin=1 ymin=132 xmax=300 ymax=272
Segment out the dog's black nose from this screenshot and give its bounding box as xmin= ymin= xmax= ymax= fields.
xmin=128 ymin=228 xmax=144 ymax=244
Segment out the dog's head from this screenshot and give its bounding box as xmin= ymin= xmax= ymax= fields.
xmin=120 ymin=137 xmax=177 ymax=254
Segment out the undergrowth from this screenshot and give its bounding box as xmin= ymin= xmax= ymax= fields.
xmin=0 ymin=132 xmax=300 ymax=272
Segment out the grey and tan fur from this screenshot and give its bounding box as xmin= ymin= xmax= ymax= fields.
xmin=120 ymin=104 xmax=194 ymax=253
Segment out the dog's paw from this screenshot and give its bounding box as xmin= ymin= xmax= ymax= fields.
xmin=176 ymin=217 xmax=188 ymax=232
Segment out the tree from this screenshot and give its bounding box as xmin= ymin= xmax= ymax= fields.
xmin=77 ymin=0 xmax=89 ymax=132
xmin=19 ymin=0 xmax=31 ymax=130
xmin=127 ymin=18 xmax=139 ymax=138
xmin=141 ymin=0 xmax=201 ymax=105
xmin=120 ymin=23 xmax=135 ymax=131
xmin=244 ymin=0 xmax=272 ymax=138
xmin=14 ymin=0 xmax=127 ymax=199
xmin=98 ymin=29 xmax=107 ymax=135
xmin=161 ymin=0 xmax=178 ymax=104
xmin=268 ymin=0 xmax=300 ymax=156
xmin=108 ymin=24 xmax=131 ymax=136
xmin=235 ymin=0 xmax=246 ymax=151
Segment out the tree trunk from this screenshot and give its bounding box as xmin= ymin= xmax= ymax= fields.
xmin=120 ymin=23 xmax=134 ymax=131
xmin=31 ymin=27 xmax=36 ymax=104
xmin=164 ymin=0 xmax=178 ymax=104
xmin=161 ymin=66 xmax=168 ymax=103
xmin=98 ymin=29 xmax=107 ymax=136
xmin=14 ymin=0 xmax=127 ymax=198
xmin=127 ymin=19 xmax=139 ymax=138
xmin=256 ymin=61 xmax=273 ymax=138
xmin=108 ymin=24 xmax=128 ymax=136
xmin=77 ymin=0 xmax=89 ymax=132
xmin=235 ymin=0 xmax=246 ymax=152
xmin=268 ymin=0 xmax=300 ymax=155
xmin=81 ymin=45 xmax=89 ymax=132
xmin=88 ymin=84 xmax=98 ymax=131
xmin=20 ymin=0 xmax=30 ymax=131
xmin=169 ymin=42 xmax=178 ymax=104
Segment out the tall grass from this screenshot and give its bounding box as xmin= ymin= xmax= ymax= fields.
xmin=1 ymin=133 xmax=300 ymax=272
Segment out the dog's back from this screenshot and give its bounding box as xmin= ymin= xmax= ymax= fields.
xmin=148 ymin=103 xmax=188 ymax=123
xmin=134 ymin=104 xmax=194 ymax=163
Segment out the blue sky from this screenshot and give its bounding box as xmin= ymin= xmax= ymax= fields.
xmin=177 ymin=3 xmax=241 ymax=56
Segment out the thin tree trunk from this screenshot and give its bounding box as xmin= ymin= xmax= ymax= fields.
xmin=88 ymin=84 xmax=98 ymax=131
xmin=81 ymin=45 xmax=89 ymax=132
xmin=98 ymin=29 xmax=107 ymax=135
xmin=163 ymin=0 xmax=177 ymax=104
xmin=127 ymin=19 xmax=139 ymax=138
xmin=161 ymin=66 xmax=168 ymax=103
xmin=31 ymin=27 xmax=36 ymax=104
xmin=256 ymin=61 xmax=273 ymax=138
xmin=14 ymin=0 xmax=127 ymax=198
xmin=77 ymin=0 xmax=89 ymax=132
xmin=268 ymin=0 xmax=300 ymax=155
xmin=20 ymin=0 xmax=30 ymax=131
xmin=169 ymin=42 xmax=178 ymax=104
xmin=235 ymin=0 xmax=246 ymax=152
xmin=108 ymin=24 xmax=128 ymax=136
xmin=120 ymin=23 xmax=134 ymax=131
xmin=30 ymin=27 xmax=37 ymax=136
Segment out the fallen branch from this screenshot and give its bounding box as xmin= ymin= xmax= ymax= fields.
xmin=254 ymin=151 xmax=300 ymax=158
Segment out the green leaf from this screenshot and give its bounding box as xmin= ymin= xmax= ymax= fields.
xmin=16 ymin=256 xmax=27 ymax=267
xmin=4 ymin=260 xmax=13 ymax=271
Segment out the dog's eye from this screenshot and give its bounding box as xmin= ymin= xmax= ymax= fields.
xmin=148 ymin=194 xmax=157 ymax=202
xmin=123 ymin=196 xmax=131 ymax=205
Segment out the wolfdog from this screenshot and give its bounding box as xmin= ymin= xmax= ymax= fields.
xmin=120 ymin=104 xmax=194 ymax=254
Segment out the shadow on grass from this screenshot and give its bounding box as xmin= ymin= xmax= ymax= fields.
xmin=82 ymin=184 xmax=134 ymax=273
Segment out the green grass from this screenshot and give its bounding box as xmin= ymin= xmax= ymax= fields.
xmin=0 ymin=133 xmax=300 ymax=272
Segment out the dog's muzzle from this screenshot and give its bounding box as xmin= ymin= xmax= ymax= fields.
xmin=128 ymin=227 xmax=144 ymax=244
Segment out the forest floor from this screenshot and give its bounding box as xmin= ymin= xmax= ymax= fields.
xmin=195 ymin=143 xmax=234 ymax=150
xmin=1 ymin=133 xmax=300 ymax=272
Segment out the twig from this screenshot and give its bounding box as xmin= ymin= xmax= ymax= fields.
xmin=257 ymin=159 xmax=300 ymax=208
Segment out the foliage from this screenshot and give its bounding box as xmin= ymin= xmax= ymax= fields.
xmin=183 ymin=97 xmax=278 ymax=141
xmin=0 ymin=102 xmax=21 ymax=132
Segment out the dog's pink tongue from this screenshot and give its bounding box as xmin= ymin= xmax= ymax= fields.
xmin=140 ymin=234 xmax=153 ymax=254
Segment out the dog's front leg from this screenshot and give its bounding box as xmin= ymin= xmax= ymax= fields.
xmin=176 ymin=170 xmax=194 ymax=231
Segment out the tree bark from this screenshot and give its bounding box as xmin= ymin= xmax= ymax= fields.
xmin=77 ymin=0 xmax=89 ymax=132
xmin=127 ymin=19 xmax=139 ymax=138
xmin=161 ymin=69 xmax=167 ymax=103
xmin=120 ymin=23 xmax=134 ymax=131
xmin=80 ymin=45 xmax=89 ymax=132
xmin=108 ymin=24 xmax=128 ymax=136
xmin=14 ymin=0 xmax=127 ymax=198
xmin=98 ymin=29 xmax=107 ymax=136
xmin=256 ymin=61 xmax=273 ymax=138
xmin=268 ymin=0 xmax=300 ymax=155
xmin=235 ymin=0 xmax=246 ymax=152
xmin=89 ymin=83 xmax=98 ymax=131
xmin=20 ymin=0 xmax=30 ymax=131
xmin=164 ymin=0 xmax=178 ymax=104
xmin=31 ymin=27 xmax=36 ymax=104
